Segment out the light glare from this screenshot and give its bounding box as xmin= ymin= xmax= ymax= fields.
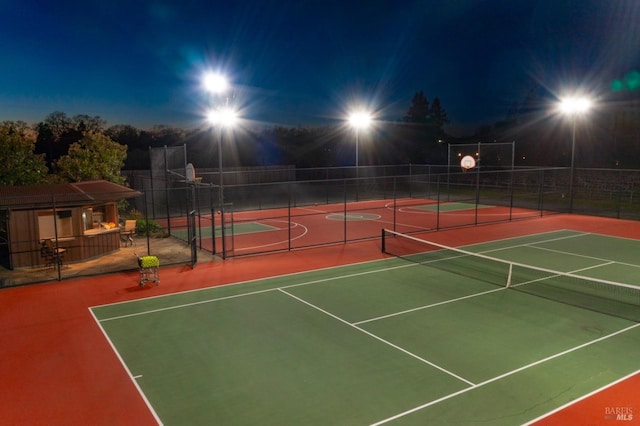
xmin=207 ymin=107 xmax=238 ymax=127
xmin=559 ymin=97 xmax=592 ymax=115
xmin=203 ymin=73 xmax=229 ymax=94
xmin=348 ymin=111 xmax=372 ymax=129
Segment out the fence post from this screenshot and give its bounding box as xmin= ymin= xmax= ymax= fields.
xmin=211 ymin=185 xmax=217 ymax=255
xmin=509 ymin=168 xmax=515 ymax=221
xmin=143 ymin=191 xmax=151 ymax=256
xmin=393 ymin=177 xmax=397 ymax=232
xmin=538 ymin=169 xmax=545 ymax=216
xmin=436 ymin=174 xmax=441 ymax=230
xmin=288 ymin=183 xmax=292 ymax=251
xmin=343 ymin=179 xmax=348 ymax=243
xmin=52 ymin=195 xmax=61 ymax=281
xmin=189 ymin=210 xmax=197 ymax=268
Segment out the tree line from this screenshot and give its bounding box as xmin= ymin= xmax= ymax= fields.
xmin=0 ymin=119 xmax=126 ymax=186
xmin=0 ymin=91 xmax=450 ymax=186
xmin=2 ymin=85 xmax=639 ymax=187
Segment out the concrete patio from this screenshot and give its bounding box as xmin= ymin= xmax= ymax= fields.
xmin=0 ymin=235 xmax=204 ymax=287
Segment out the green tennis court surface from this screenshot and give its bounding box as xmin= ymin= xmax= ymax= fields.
xmin=414 ymin=201 xmax=494 ymax=212
xmin=171 ymin=221 xmax=278 ymax=239
xmin=92 ymin=230 xmax=640 ymax=425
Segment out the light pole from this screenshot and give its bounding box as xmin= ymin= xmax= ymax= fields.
xmin=559 ymin=96 xmax=592 ymax=213
xmin=204 ymin=72 xmax=236 ymax=258
xmin=206 ymin=107 xmax=237 ymax=258
xmin=348 ymin=111 xmax=372 ymax=168
xmin=348 ymin=111 xmax=372 ymax=202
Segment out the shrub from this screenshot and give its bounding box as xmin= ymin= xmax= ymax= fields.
xmin=135 ymin=218 xmax=165 ymax=237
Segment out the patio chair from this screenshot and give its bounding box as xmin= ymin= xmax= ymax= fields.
xmin=120 ymin=220 xmax=137 ymax=247
xmin=41 ymin=239 xmax=64 ymax=268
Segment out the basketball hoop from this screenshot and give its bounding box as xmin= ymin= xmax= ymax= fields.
xmin=460 ymin=155 xmax=476 ymax=170
xmin=186 ymin=163 xmax=196 ymax=182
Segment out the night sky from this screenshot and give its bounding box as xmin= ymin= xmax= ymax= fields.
xmin=1 ymin=0 xmax=639 ymax=135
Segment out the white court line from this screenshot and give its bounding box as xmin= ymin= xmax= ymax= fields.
xmin=90 ymin=230 xmax=581 ymax=311
xmin=97 ymin=261 xmax=421 ymax=322
xmin=90 ymin=254 xmax=399 ymax=310
xmin=461 ymin=228 xmax=589 ymax=249
xmin=94 ymin=231 xmax=601 ymax=322
xmin=528 ymin=244 xmax=640 ymax=270
xmin=99 ymin=240 xmax=527 ymax=323
xmin=475 ymin=231 xmax=589 ymax=255
xmin=236 ymin=220 xmax=309 ymax=251
xmin=354 ymin=260 xmax=616 ymax=326
xmin=244 ymin=221 xmax=281 ymax=231
xmin=522 ymin=368 xmax=640 ymax=425
xmin=88 ymin=308 xmax=164 ymax=426
xmin=369 ymin=322 xmax=640 ymax=426
xmin=278 ymin=288 xmax=476 ymax=387
xmin=354 ymin=287 xmax=505 ymax=325
xmin=297 ymin=199 xmax=390 ymax=214
xmin=91 ymin=228 xmax=638 ymax=425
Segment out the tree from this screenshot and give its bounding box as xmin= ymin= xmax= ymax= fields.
xmin=55 ymin=132 xmax=127 ymax=184
xmin=35 ymin=111 xmax=78 ymax=168
xmin=38 ymin=111 xmax=72 ymax=141
xmin=72 ymin=114 xmax=106 ymax=134
xmin=404 ymin=91 xmax=430 ymax=123
xmin=0 ymin=121 xmax=48 ymax=185
xmin=105 ymin=124 xmax=141 ymax=147
xmin=148 ymin=125 xmax=186 ymax=148
xmin=35 ymin=112 xmax=108 ymax=168
xmin=399 ymin=92 xmax=453 ymax=163
xmin=430 ymin=97 xmax=449 ymax=129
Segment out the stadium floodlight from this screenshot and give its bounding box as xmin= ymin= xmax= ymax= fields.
xmin=207 ymin=107 xmax=238 ymax=128
xmin=348 ymin=111 xmax=372 ymax=130
xmin=203 ymin=72 xmax=229 ymax=94
xmin=559 ymin=96 xmax=593 ymax=213
xmin=559 ymin=97 xmax=592 ymax=115
xmin=348 ymin=111 xmax=373 ymax=167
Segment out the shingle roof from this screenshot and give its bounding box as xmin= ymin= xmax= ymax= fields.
xmin=0 ymin=180 xmax=141 ymax=210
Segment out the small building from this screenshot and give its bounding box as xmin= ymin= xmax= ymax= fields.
xmin=0 ymin=180 xmax=141 ymax=269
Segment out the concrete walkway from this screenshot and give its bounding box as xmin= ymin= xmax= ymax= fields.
xmin=0 ymin=236 xmax=202 ymax=287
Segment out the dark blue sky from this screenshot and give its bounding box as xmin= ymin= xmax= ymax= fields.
xmin=1 ymin=0 xmax=639 ymax=135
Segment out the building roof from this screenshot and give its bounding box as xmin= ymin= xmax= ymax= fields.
xmin=0 ymin=180 xmax=141 ymax=210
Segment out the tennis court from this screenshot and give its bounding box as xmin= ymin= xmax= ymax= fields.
xmin=91 ymin=229 xmax=640 ymax=425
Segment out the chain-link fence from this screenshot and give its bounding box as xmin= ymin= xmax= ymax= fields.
xmin=3 ymin=165 xmax=640 ymax=287
xmin=0 ymin=189 xmax=192 ymax=287
xmin=119 ymin=165 xmax=640 ymax=259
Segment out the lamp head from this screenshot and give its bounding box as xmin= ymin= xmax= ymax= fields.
xmin=348 ymin=111 xmax=372 ymax=129
xmin=207 ymin=107 xmax=238 ymax=127
xmin=559 ymin=97 xmax=592 ymax=115
xmin=203 ymin=72 xmax=229 ymax=94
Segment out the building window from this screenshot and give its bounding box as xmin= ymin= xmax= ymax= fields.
xmin=38 ymin=210 xmax=73 ymax=239
xmin=83 ymin=203 xmax=117 ymax=233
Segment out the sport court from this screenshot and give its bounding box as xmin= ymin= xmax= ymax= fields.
xmin=92 ymin=229 xmax=640 ymax=425
xmin=166 ymin=199 xmax=542 ymax=256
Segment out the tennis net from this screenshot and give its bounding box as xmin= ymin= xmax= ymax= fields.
xmin=381 ymin=229 xmax=640 ymax=322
